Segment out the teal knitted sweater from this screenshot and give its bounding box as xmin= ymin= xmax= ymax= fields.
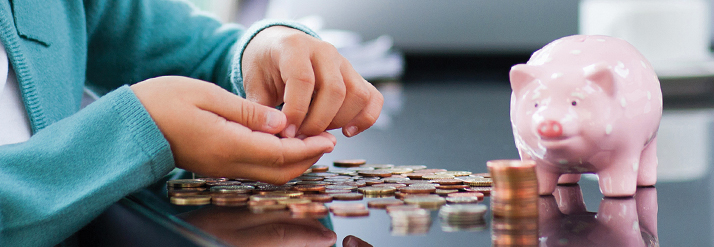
xmin=0 ymin=0 xmax=316 ymax=246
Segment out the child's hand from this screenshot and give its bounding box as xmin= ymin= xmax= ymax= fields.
xmin=242 ymin=26 xmax=384 ymax=138
xmin=131 ymin=76 xmax=336 ymax=184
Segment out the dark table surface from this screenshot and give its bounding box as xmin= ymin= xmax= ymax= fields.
xmin=89 ymin=78 xmax=713 ymax=247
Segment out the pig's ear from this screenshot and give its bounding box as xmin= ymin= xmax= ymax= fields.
xmin=584 ymin=63 xmax=616 ymax=96
xmin=509 ymin=64 xmax=536 ymax=94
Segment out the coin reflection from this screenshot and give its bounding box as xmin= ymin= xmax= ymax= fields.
xmin=178 ymin=206 xmax=337 ymax=247
xmin=539 ymin=185 xmax=659 ymax=247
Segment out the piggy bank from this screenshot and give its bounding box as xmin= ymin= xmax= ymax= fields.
xmin=509 ymin=35 xmax=662 ymax=197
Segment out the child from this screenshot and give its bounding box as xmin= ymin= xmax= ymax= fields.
xmin=0 ymin=0 xmax=383 ymax=246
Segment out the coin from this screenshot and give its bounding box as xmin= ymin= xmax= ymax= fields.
xmin=449 ymin=192 xmax=485 ymax=200
xmin=167 ymin=179 xmax=206 ymax=188
xmin=289 ymin=202 xmax=328 ymax=214
xmin=331 ymin=192 xmax=364 ymax=201
xmin=360 ymin=164 xmax=395 ymax=169
xmin=470 ymin=173 xmax=491 ymax=178
xmin=260 ymin=190 xmax=304 ymax=198
xmin=436 ymin=184 xmax=469 ymax=190
xmin=310 ymin=165 xmax=329 ymax=172
xmin=436 ymin=171 xmax=472 ymax=177
xmin=324 ymin=189 xmax=353 ymax=194
xmin=429 ymin=179 xmax=464 ymax=185
xmin=445 ymin=196 xmax=480 ymax=204
xmin=399 ymin=186 xmax=436 ymax=194
xmin=205 ymin=181 xmax=242 ymax=187
xmin=334 ymin=159 xmax=367 ymax=167
xmin=293 ymin=184 xmax=326 ymax=193
xmin=403 ymin=196 xmax=446 ymax=209
xmin=277 ymin=198 xmax=312 ymax=205
xmin=462 ymin=177 xmax=493 ymax=187
xmin=435 ymin=189 xmax=459 ymax=196
xmin=301 ymin=193 xmax=333 ymax=203
xmin=358 ymin=170 xmax=393 ymax=177
xmin=212 ymin=194 xmax=249 ymax=206
xmin=421 ymin=174 xmax=455 ymax=180
xmin=170 ymin=195 xmax=211 ymax=205
xmin=249 ymin=194 xmax=290 ymax=202
xmin=358 ymin=186 xmax=396 ymax=195
xmin=326 ymin=185 xmax=357 ymax=191
xmin=383 ymin=177 xmax=410 ymax=183
xmin=372 ymin=183 xmax=406 ymax=189
xmin=332 ymin=208 xmax=369 ymax=217
xmin=329 ymin=203 xmax=366 ymax=212
xmin=367 ymin=199 xmax=405 ymax=209
xmin=167 ymin=188 xmax=207 ymax=197
xmin=209 ymin=185 xmax=254 ymax=194
xmin=464 ymin=186 xmax=491 ymax=196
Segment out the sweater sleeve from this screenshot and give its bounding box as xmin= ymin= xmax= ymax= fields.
xmin=83 ymin=0 xmax=319 ymax=97
xmin=0 ymin=86 xmax=175 ymax=246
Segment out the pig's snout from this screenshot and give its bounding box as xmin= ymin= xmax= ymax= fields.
xmin=537 ymin=120 xmax=563 ymax=138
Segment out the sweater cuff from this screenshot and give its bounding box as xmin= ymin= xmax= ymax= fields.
xmin=109 ymin=85 xmax=175 ymax=179
xmin=229 ymin=19 xmax=320 ymax=98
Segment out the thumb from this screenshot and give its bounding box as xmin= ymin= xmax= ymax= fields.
xmin=197 ymin=85 xmax=287 ymax=134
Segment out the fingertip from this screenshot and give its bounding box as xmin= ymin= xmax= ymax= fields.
xmin=343 ymin=125 xmax=359 ymax=137
xmin=264 ymin=110 xmax=287 ymax=133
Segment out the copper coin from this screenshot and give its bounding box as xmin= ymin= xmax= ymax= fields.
xmin=293 ymin=184 xmax=326 ymax=193
xmin=332 ymin=208 xmax=369 ymax=217
xmin=301 ymin=194 xmax=333 ymax=203
xmin=364 ymin=180 xmax=384 ymax=186
xmin=167 ymin=179 xmax=206 ymax=188
xmin=333 ymin=159 xmax=367 ymax=167
xmin=367 ymin=199 xmax=405 ymax=209
xmin=406 ymin=173 xmax=431 ymax=180
xmin=277 ymin=198 xmax=312 ymax=205
xmin=310 ymin=165 xmax=329 ymax=173
xmin=248 ymin=200 xmax=277 ymax=207
xmin=358 ymin=170 xmax=393 ymax=177
xmin=401 ymin=180 xmax=434 ymax=185
xmin=464 ymin=186 xmax=491 ymax=196
xmin=170 ymin=195 xmax=211 ymax=205
xmin=331 ymin=192 xmax=364 ymax=201
xmin=167 ymin=188 xmax=207 ymax=197
xmin=436 ymin=184 xmax=469 ymax=190
xmin=212 ymin=194 xmax=249 ymax=206
xmin=289 ymin=202 xmax=328 ymax=214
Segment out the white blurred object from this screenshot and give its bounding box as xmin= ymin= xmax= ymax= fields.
xmin=297 ymin=15 xmax=405 ymax=80
xmin=579 ymin=0 xmax=713 ymax=78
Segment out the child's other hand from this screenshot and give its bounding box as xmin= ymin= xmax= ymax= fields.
xmin=242 ymin=26 xmax=384 ymax=138
xmin=131 ymin=76 xmax=336 ymax=184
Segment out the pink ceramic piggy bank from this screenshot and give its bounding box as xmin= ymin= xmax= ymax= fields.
xmin=509 ymin=35 xmax=662 ymax=197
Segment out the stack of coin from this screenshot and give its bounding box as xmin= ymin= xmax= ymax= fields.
xmin=438 ymin=204 xmax=487 ymax=232
xmin=487 ymin=159 xmax=539 ymax=246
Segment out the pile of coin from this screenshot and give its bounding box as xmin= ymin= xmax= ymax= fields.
xmin=439 ymin=204 xmax=488 ymax=232
xmin=166 ymin=159 xmax=495 ymax=234
xmin=487 ymin=159 xmax=539 ymax=246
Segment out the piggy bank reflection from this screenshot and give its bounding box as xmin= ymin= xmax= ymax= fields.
xmin=539 ymin=185 xmax=658 ymax=247
xmin=509 ymin=35 xmax=662 ymax=197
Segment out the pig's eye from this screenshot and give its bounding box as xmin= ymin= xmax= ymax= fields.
xmin=534 ymin=103 xmax=539 ymax=108
xmin=571 ymin=101 xmax=577 ymax=106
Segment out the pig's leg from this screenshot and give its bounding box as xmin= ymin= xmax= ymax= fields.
xmin=637 ymin=137 xmax=658 ymax=186
xmin=557 ymin=174 xmax=581 ymax=184
xmin=536 ymin=166 xmax=560 ymax=195
xmin=553 ymin=184 xmax=588 ymax=214
xmin=597 ymin=155 xmax=639 ymax=197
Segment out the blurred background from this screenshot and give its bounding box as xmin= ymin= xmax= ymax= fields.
xmin=189 ymin=0 xmax=714 ymax=102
